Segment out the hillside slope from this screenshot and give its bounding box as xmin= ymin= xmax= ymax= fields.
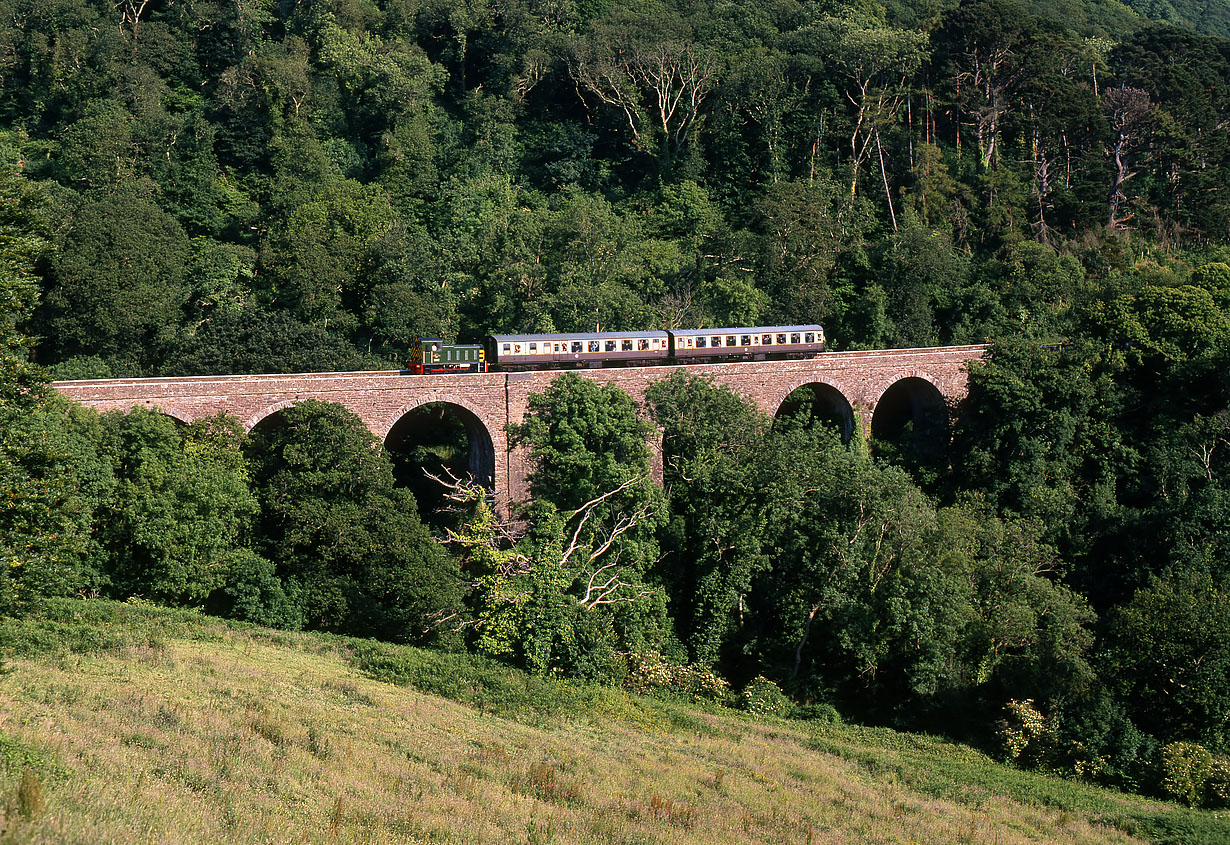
xmin=0 ymin=600 xmax=1224 ymax=844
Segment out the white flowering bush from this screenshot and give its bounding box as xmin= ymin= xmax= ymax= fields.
xmin=999 ymin=699 xmax=1056 ymax=769
xmin=1161 ymin=742 xmax=1213 ymax=807
xmin=1206 ymin=755 xmax=1230 ymax=808
xmin=624 ymin=652 xmax=730 ymax=704
xmin=740 ymin=675 xmax=792 ymax=718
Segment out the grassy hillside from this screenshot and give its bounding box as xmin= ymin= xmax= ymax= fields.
xmin=0 ymin=601 xmax=1225 ymax=844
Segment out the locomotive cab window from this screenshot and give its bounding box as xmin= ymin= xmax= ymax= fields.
xmin=589 ymin=341 xmax=600 ymax=352
xmin=622 ymin=340 xmax=633 ymax=351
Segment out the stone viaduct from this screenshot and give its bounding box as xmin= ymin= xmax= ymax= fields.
xmin=53 ymin=345 xmax=986 ymax=504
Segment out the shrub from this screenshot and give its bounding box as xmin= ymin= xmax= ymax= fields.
xmin=624 ymin=652 xmax=730 ymax=704
xmin=1207 ymin=755 xmax=1230 ymax=808
xmin=740 ymin=675 xmax=792 ymax=718
xmin=1000 ymin=699 xmax=1057 ymax=769
xmin=793 ymin=702 xmax=842 ymax=724
xmin=208 ymin=548 xmax=300 ymax=629
xmin=1160 ymin=741 xmax=1213 ymax=807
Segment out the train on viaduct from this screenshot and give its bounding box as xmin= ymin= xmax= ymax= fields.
xmin=53 ymin=345 xmax=986 ymax=504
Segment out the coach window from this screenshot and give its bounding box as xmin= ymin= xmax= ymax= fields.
xmin=622 ymin=340 xmax=633 ymax=351
xmin=741 ymin=335 xmax=751 ymax=346
xmin=514 ymin=343 xmax=523 ymax=354
xmin=571 ymin=341 xmax=583 ymax=353
xmin=790 ymin=333 xmax=800 ymax=344
xmin=638 ymin=339 xmax=649 ymax=350
xmin=778 ymin=334 xmax=788 ymax=345
xmin=589 ymin=341 xmax=600 ymax=352
xmin=762 ymin=334 xmax=773 ymax=345
xmin=502 ymin=343 xmax=511 ymax=354
xmin=695 ymin=337 xmax=706 ymax=348
xmin=804 ymin=332 xmax=814 ymax=343
xmin=605 ymin=340 xmax=616 ymax=352
xmin=528 ymin=343 xmax=537 ymax=353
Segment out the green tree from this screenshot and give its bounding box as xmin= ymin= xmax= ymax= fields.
xmin=0 ymin=171 xmax=89 ymax=614
xmin=163 ymin=307 xmax=379 ymax=376
xmin=489 ymin=374 xmax=671 ymax=675
xmin=933 ymin=505 xmax=1097 ymax=713
xmin=646 ymin=373 xmax=771 ymax=668
xmin=567 ymin=5 xmax=718 ymax=170
xmin=513 ymin=372 xmax=658 ymax=515
xmin=748 ymin=426 xmax=959 ymax=715
xmin=1102 ymin=573 xmax=1230 ymax=752
xmin=247 ymin=400 xmax=461 ymax=643
xmin=97 ymin=410 xmax=260 ymax=605
xmin=40 ymin=186 xmax=191 ymax=371
xmin=257 ymin=174 xmax=398 ymax=329
xmin=950 ymin=339 xmax=1128 ymax=554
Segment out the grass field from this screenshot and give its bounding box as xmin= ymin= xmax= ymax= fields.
xmin=0 ymin=599 xmax=1225 ymax=844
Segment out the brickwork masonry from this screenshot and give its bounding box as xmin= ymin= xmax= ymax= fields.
xmin=54 ymin=345 xmax=985 ymax=505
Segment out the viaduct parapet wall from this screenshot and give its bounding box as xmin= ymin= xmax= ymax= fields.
xmin=54 ymin=345 xmax=986 ymax=504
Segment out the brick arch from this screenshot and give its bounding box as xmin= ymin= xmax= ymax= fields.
xmin=869 ymin=372 xmax=950 ymax=446
xmin=138 ymin=403 xmax=194 ymax=426
xmin=243 ymin=400 xmax=301 ymax=433
xmin=771 ymin=376 xmax=857 ymax=441
xmin=770 ymin=375 xmax=856 ymax=412
xmin=871 ymin=369 xmax=943 ymax=407
xmin=375 ymin=396 xmax=500 ymax=443
xmin=381 ymin=397 xmax=500 ymax=490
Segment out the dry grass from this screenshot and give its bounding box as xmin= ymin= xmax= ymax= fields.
xmin=0 ymin=605 xmax=1220 ymax=844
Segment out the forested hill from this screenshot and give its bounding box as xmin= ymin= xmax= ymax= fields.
xmin=6 ymin=0 xmax=1230 ymax=816
xmin=1 ymin=0 xmax=1227 ymax=378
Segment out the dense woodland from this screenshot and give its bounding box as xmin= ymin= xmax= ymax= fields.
xmin=3 ymin=0 xmax=1230 ymax=812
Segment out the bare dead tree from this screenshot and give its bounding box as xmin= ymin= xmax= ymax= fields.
xmin=569 ymin=33 xmax=716 ymax=158
xmin=433 ymin=467 xmax=659 ymax=611
xmin=115 ymin=0 xmax=150 ymax=41
xmin=558 ymin=474 xmax=659 ymax=609
xmin=1103 ymin=86 xmax=1153 ymax=229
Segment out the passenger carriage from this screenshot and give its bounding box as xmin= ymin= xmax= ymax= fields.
xmin=669 ymin=325 xmax=825 ymax=361
xmin=486 ymin=331 xmax=671 ymax=368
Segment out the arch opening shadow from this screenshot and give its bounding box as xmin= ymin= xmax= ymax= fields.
xmin=385 ymin=403 xmax=496 ymax=519
xmin=870 ymin=377 xmax=949 ymax=481
xmin=774 ymin=383 xmax=856 ymax=442
xmin=248 ymin=407 xmax=294 ymax=437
